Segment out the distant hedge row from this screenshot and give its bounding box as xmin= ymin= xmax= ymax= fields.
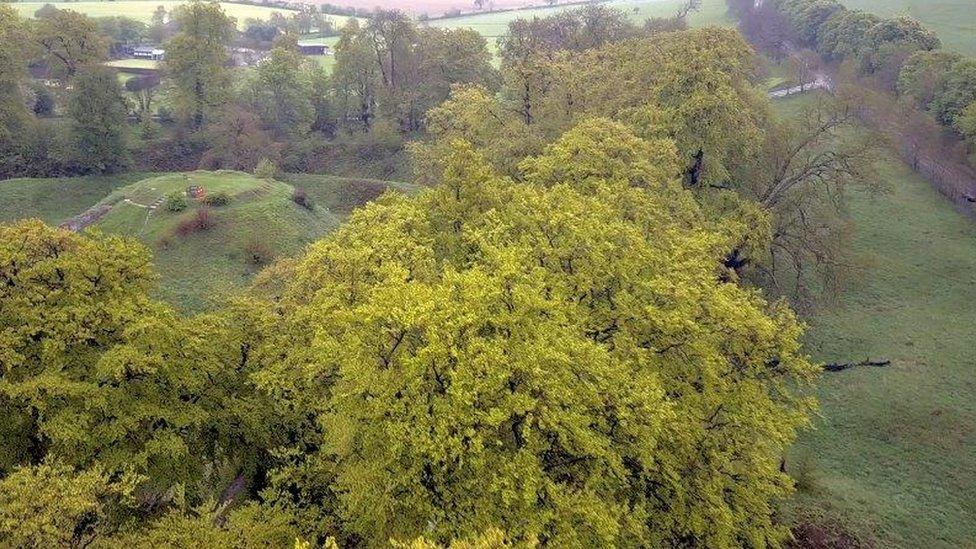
xmin=772 ymin=0 xmax=976 ymax=157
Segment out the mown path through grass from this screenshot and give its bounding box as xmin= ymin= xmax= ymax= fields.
xmin=785 ymin=124 xmax=976 ymax=546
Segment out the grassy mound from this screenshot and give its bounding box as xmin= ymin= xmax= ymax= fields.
xmin=91 ymin=171 xmax=341 ymax=311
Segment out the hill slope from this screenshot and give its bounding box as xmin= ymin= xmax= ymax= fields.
xmin=86 ymin=171 xmax=338 ymax=310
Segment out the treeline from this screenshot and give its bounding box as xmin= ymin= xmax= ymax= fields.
xmin=0 ymin=4 xmax=498 ymax=179
xmin=0 ymin=2 xmax=707 ymax=181
xmin=730 ymin=0 xmax=976 ymax=163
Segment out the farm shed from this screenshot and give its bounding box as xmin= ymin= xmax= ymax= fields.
xmin=132 ymin=46 xmax=165 ymax=60
xmin=297 ymin=42 xmax=330 ymax=55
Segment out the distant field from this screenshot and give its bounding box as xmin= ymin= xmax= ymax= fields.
xmin=774 ymin=94 xmax=976 ymax=546
xmin=11 ymin=1 xmax=358 ymax=29
xmin=429 ymin=0 xmax=730 ymax=38
xmin=308 ymin=0 xmax=530 ymax=17
xmin=839 ymin=0 xmax=976 ymax=55
xmin=428 ymin=0 xmax=731 ymax=58
xmin=105 ymin=58 xmax=160 ymax=70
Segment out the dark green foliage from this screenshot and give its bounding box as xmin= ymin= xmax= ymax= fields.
xmin=66 ymin=65 xmax=129 ymax=173
xmin=165 ymin=191 xmax=188 ymax=212
xmin=203 ymin=190 xmax=231 ymax=207
xmin=29 ymin=83 xmax=54 ymax=116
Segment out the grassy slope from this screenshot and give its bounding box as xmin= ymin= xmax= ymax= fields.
xmin=0 ymin=172 xmax=156 ymax=226
xmin=839 ymin=0 xmax=976 ymax=56
xmin=90 ymin=171 xmax=339 ymax=311
xmin=285 ymin=173 xmax=420 ymax=216
xmin=774 ymin=95 xmax=976 ymax=546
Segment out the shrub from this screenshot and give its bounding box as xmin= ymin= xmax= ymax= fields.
xmin=174 ymin=207 xmax=215 ymax=237
xmin=254 ymin=157 xmax=278 ymax=180
xmin=243 ymin=237 xmax=274 ymax=266
xmin=30 ymin=83 xmax=55 ymax=116
xmin=244 ymin=239 xmax=275 ymax=267
xmin=204 ymin=191 xmax=230 ymax=207
xmin=291 ymin=187 xmax=313 ymax=210
xmin=165 ymin=192 xmax=187 ymax=212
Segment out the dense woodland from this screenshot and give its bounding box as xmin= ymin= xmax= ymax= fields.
xmin=0 ymin=0 xmax=972 ymax=546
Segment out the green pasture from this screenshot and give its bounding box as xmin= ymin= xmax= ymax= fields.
xmin=427 ymin=0 xmax=731 ymax=52
xmin=774 ymin=93 xmax=976 ymax=547
xmin=11 ymin=1 xmax=359 ymax=29
xmin=105 ymin=58 xmax=160 ymax=71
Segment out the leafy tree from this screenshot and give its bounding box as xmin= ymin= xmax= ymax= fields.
xmin=96 ymin=16 xmax=148 ymax=57
xmin=413 ymin=27 xmax=497 ymax=126
xmin=246 ymin=36 xmax=316 ymax=138
xmin=412 ymin=84 xmax=544 ymax=183
xmin=553 ymin=27 xmax=764 ymax=188
xmin=0 ymin=5 xmax=31 ymax=144
xmin=726 ymin=96 xmax=877 ymax=303
xmin=929 ymin=58 xmax=976 ymax=127
xmin=898 ymin=50 xmax=963 ymax=109
xmin=860 ymin=16 xmax=941 ymax=79
xmin=259 ymin=124 xmax=817 ymax=545
xmin=777 ymin=0 xmax=843 ymax=47
xmin=0 ymin=221 xmax=290 ymax=508
xmin=332 ymin=18 xmax=379 ymax=131
xmin=33 ymin=3 xmax=59 ymax=19
xmin=816 ymin=9 xmax=879 ymax=61
xmin=33 ymin=9 xmax=109 ymax=80
xmin=958 ymin=100 xmax=976 ymax=160
xmin=201 ymin=107 xmax=281 ymax=171
xmin=244 ymin=17 xmax=280 ymax=43
xmin=102 ymin=502 xmax=301 ymax=548
xmin=0 ymin=462 xmax=140 ymax=548
xmin=148 ymin=5 xmax=173 ymax=43
xmin=66 ymin=65 xmax=130 ymax=173
xmin=164 ymin=1 xmax=235 ymax=129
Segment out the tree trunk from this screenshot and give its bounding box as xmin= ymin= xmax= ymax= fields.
xmin=685 ymin=148 xmax=705 ymax=187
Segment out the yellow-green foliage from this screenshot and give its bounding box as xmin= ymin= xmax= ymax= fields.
xmin=0 ymin=220 xmax=284 ymax=502
xmin=0 ymin=121 xmax=817 ymax=546
xmin=0 ymin=462 xmax=140 ymax=548
xmin=260 ymin=121 xmax=818 ymax=546
xmin=101 ymin=502 xmax=300 ymax=548
xmin=418 ymin=27 xmax=765 ymax=189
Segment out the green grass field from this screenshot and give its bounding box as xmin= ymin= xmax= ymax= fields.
xmin=88 ymin=171 xmax=339 ymax=310
xmin=839 ymin=0 xmax=976 ymax=55
xmin=105 ymin=58 xmax=160 ymax=71
xmin=0 ymin=172 xmax=157 ymax=226
xmin=11 ymin=1 xmax=358 ymax=29
xmin=773 ymin=94 xmax=976 ymax=546
xmin=428 ymin=0 xmax=731 ymax=57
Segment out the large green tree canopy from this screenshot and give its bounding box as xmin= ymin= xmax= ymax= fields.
xmin=255 ymin=119 xmax=818 ymax=546
xmin=0 ymin=119 xmax=817 ymax=546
